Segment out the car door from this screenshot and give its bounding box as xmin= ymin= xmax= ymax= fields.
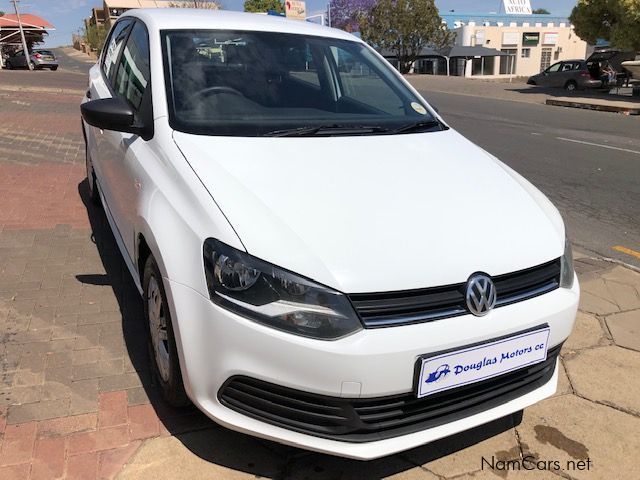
xmin=12 ymin=50 xmax=26 ymax=68
xmin=557 ymin=62 xmax=575 ymax=86
xmin=99 ymin=20 xmax=153 ymax=262
xmin=88 ymin=18 xmax=133 ymax=242
xmin=540 ymin=62 xmax=562 ymax=86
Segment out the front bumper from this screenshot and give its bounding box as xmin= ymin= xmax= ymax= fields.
xmin=165 ymin=276 xmax=579 ymax=459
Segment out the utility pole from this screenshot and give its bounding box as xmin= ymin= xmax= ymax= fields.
xmin=12 ymin=0 xmax=32 ymax=70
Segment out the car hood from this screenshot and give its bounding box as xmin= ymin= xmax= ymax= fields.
xmin=173 ymin=129 xmax=564 ymax=293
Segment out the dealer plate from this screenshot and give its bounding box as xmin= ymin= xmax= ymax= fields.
xmin=416 ymin=328 xmax=550 ymax=398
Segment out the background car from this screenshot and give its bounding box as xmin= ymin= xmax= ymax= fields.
xmin=5 ymin=49 xmax=58 ymax=70
xmin=527 ymin=59 xmax=601 ymax=91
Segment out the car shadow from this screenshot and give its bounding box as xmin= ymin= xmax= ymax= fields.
xmin=76 ymin=178 xmax=524 ymax=477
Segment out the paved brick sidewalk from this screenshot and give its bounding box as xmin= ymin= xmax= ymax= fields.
xmin=0 ymin=71 xmax=639 ymax=479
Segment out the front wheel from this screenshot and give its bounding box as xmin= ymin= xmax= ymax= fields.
xmin=143 ymin=255 xmax=189 ymax=407
xmin=565 ymin=81 xmax=577 ymax=92
xmin=51 ymin=66 xmax=58 ymax=71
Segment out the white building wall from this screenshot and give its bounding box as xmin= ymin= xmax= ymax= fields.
xmin=453 ymin=24 xmax=588 ymax=78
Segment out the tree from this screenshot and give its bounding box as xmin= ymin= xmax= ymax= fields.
xmin=570 ymin=0 xmax=640 ymax=51
xmin=532 ymin=8 xmax=550 ymax=14
xmin=328 ymin=0 xmax=375 ymax=32
xmin=84 ymin=24 xmax=109 ymax=55
xmin=359 ymin=0 xmax=454 ymax=73
xmin=244 ymin=0 xmax=284 ymax=14
xmin=169 ymin=1 xmax=221 ymax=8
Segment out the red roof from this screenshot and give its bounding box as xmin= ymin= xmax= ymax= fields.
xmin=0 ymin=14 xmax=55 ymax=29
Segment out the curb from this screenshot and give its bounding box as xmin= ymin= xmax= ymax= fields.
xmin=546 ymin=98 xmax=640 ymax=115
xmin=0 ymin=84 xmax=85 ymax=96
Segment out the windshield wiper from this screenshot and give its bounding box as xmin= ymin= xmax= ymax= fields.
xmin=389 ymin=120 xmax=446 ymax=135
xmin=263 ymin=124 xmax=389 ymax=137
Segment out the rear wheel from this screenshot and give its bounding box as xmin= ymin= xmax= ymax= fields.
xmin=51 ymin=66 xmax=58 ymax=71
xmin=565 ymin=81 xmax=577 ymax=92
xmin=143 ymin=255 xmax=189 ymax=407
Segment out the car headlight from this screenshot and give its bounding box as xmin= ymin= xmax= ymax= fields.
xmin=203 ymin=238 xmax=362 ymax=340
xmin=560 ymin=237 xmax=574 ymax=288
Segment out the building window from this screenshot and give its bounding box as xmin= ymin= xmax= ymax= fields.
xmin=499 ymin=49 xmax=517 ymax=74
xmin=540 ymin=47 xmax=552 ymax=71
xmin=521 ymin=48 xmax=531 ymax=58
xmin=472 ymin=56 xmax=495 ymax=76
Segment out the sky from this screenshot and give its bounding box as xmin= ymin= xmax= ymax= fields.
xmin=1 ymin=0 xmax=579 ymax=48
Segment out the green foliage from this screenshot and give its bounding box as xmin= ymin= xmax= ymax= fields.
xmin=85 ymin=23 xmax=109 ymax=55
xmin=359 ymin=0 xmax=454 ymax=73
xmin=532 ymin=8 xmax=550 ymax=14
xmin=570 ymin=0 xmax=640 ymax=51
xmin=243 ymin=0 xmax=284 ymax=13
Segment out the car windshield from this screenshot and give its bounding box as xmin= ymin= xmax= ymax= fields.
xmin=161 ymin=29 xmax=440 ymax=137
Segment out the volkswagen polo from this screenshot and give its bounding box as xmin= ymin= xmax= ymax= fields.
xmin=80 ymin=9 xmax=579 ymax=459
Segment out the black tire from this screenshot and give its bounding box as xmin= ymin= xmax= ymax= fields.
xmin=143 ymin=255 xmax=189 ymax=407
xmin=85 ymin=142 xmax=101 ymax=206
xmin=565 ymin=81 xmax=577 ymax=92
xmin=5 ymin=61 xmax=12 ymax=69
xmin=29 ymin=61 xmax=36 ymax=70
xmin=51 ymin=66 xmax=58 ymax=71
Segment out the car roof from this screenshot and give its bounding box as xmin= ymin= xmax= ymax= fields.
xmin=122 ymin=8 xmax=359 ymax=43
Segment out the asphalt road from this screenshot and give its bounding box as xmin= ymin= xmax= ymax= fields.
xmin=417 ymin=87 xmax=640 ymax=268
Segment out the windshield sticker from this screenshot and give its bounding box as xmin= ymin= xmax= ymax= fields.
xmin=411 ymin=102 xmax=427 ymax=115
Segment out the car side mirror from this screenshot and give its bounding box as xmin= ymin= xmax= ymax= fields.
xmin=81 ymin=97 xmax=145 ymax=136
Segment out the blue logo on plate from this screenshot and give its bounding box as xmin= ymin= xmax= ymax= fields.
xmin=425 ymin=364 xmax=451 ymax=383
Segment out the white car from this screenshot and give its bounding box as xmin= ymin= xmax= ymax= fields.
xmin=81 ymin=9 xmax=579 ymax=460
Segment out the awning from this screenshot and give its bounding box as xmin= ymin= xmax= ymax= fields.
xmin=440 ymin=46 xmax=509 ymax=58
xmin=381 ymin=45 xmax=508 ymax=59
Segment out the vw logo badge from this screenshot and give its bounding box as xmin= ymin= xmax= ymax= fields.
xmin=466 ymin=274 xmax=497 ymax=316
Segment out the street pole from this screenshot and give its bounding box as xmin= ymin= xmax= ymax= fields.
xmin=12 ymin=0 xmax=32 ymax=70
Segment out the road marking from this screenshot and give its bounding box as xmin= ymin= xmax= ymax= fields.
xmin=556 ymin=137 xmax=640 ymax=155
xmin=613 ymin=246 xmax=640 ymax=260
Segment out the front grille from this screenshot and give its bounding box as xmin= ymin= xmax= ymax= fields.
xmin=219 ymin=344 xmax=560 ymax=443
xmin=349 ymin=258 xmax=561 ymax=328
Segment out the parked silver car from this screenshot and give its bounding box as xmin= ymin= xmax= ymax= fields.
xmin=6 ymin=49 xmax=58 ymax=70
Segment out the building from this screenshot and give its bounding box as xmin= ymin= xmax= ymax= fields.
xmin=85 ymin=7 xmax=108 ymax=29
xmin=441 ymin=13 xmax=589 ymax=78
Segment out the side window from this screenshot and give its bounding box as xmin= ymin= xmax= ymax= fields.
xmin=102 ymin=20 xmax=132 ymax=81
xmin=113 ymin=22 xmax=150 ymax=110
xmin=547 ymin=62 xmax=561 ymax=73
